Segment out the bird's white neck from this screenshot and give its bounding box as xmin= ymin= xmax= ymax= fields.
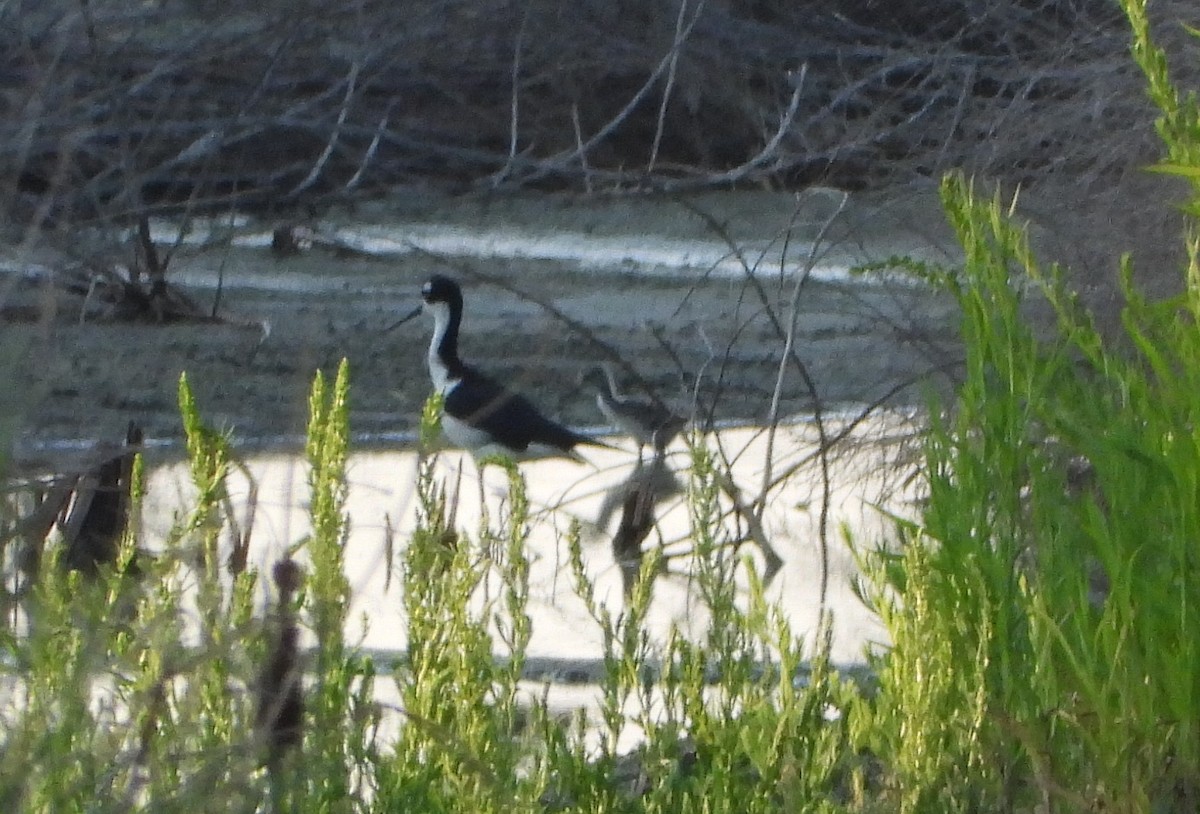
xmin=425 ymin=301 xmax=458 ymax=393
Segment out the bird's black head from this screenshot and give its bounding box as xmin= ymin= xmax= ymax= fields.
xmin=421 ymin=275 xmax=462 ymax=308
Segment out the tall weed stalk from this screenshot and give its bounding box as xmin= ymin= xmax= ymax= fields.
xmin=563 ymin=438 xmax=856 ymax=813
xmin=377 ymin=395 xmax=541 ymax=812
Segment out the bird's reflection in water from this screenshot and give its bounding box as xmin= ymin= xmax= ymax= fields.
xmin=595 ymin=449 xmax=684 ymax=596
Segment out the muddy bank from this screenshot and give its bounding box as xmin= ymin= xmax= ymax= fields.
xmin=2 ymin=188 xmax=962 ymax=457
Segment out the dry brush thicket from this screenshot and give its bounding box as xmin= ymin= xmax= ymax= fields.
xmin=0 ymin=0 xmax=1195 ymax=289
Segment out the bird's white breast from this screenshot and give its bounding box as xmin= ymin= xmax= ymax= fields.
xmin=441 ymin=412 xmax=496 ymax=450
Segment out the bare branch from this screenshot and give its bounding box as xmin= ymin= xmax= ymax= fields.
xmin=288 ymin=59 xmax=361 ymax=198
xmin=647 ymin=0 xmax=692 ymax=175
xmin=346 ymin=103 xmax=394 ymax=192
xmin=500 ymin=0 xmax=708 ymax=187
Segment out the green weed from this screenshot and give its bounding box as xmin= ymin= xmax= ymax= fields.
xmin=858 ymin=4 xmax=1200 ymax=808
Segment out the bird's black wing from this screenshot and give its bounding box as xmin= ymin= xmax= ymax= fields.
xmin=444 ymin=367 xmax=588 ymax=453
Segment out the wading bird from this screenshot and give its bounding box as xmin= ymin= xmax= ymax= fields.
xmin=579 ymin=364 xmax=686 ymax=456
xmin=396 ymin=275 xmax=606 ymax=459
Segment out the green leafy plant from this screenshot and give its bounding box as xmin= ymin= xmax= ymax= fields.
xmin=858 ymin=3 xmax=1200 ymax=808
xmin=376 ymin=396 xmax=542 ymax=813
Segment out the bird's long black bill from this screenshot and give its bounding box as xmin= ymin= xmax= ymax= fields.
xmin=385 ymin=305 xmax=423 ymax=332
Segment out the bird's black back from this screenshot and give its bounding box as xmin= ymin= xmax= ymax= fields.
xmin=445 ymin=366 xmax=589 ymax=453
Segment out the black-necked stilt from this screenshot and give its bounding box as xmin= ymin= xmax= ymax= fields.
xmin=399 ymin=275 xmax=605 ymax=459
xmin=580 ymin=364 xmax=686 ymax=454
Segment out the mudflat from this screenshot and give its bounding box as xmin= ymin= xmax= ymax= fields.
xmin=2 ymin=188 xmax=961 ymax=456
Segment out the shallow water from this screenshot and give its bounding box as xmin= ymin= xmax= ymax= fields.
xmin=150 ymin=185 xmax=953 ymax=288
xmin=141 ymin=412 xmax=918 ymax=661
xmin=0 ymin=413 xmax=918 ymax=755
xmin=120 ymin=410 xmax=921 ymax=751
